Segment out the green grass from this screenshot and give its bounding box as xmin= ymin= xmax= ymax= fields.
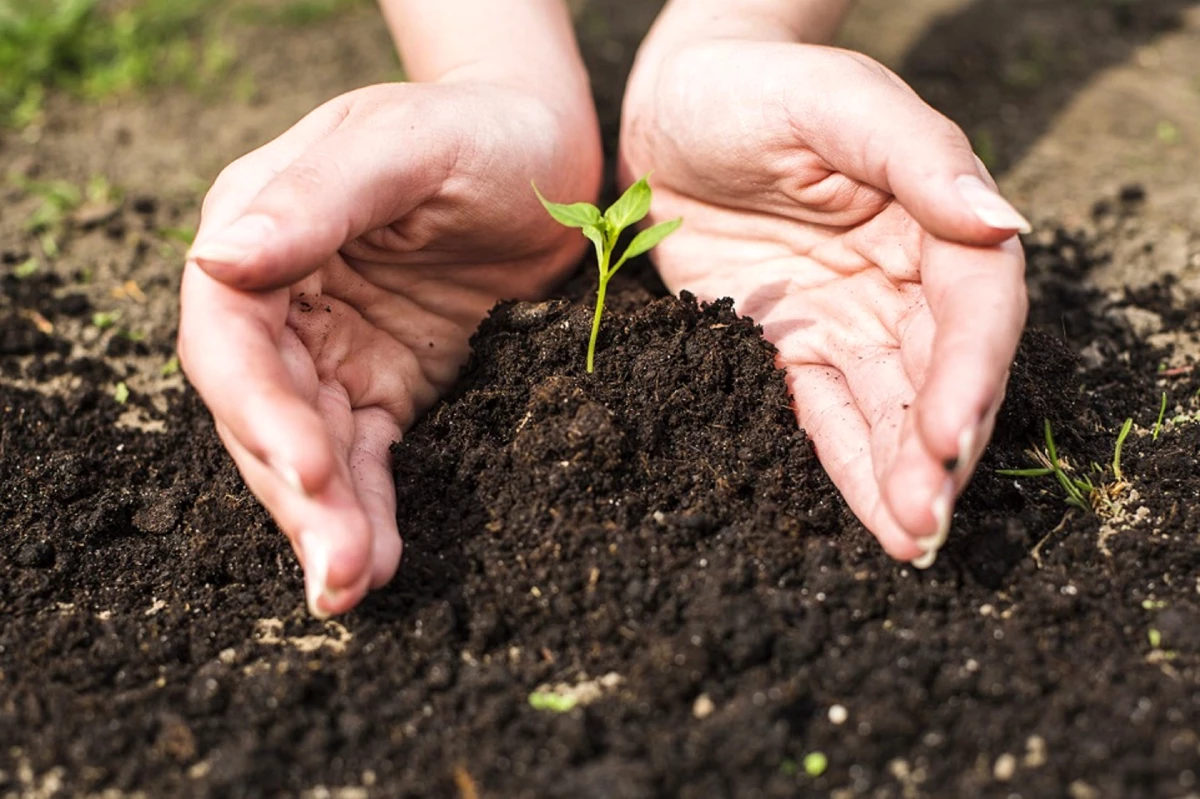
xmin=998 ymin=418 xmax=1133 ymax=516
xmin=237 ymin=0 xmax=368 ymax=27
xmin=0 ymin=0 xmax=234 ymax=126
xmin=0 ymin=0 xmax=370 ymax=128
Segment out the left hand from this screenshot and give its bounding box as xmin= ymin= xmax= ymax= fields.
xmin=621 ymin=40 xmax=1029 ymax=565
xmin=179 ymin=81 xmax=601 ymax=617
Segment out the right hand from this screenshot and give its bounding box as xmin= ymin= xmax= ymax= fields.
xmin=621 ymin=40 xmax=1028 ymax=565
xmin=179 ymin=81 xmax=601 ymax=616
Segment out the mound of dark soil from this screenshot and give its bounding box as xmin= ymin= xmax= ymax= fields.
xmin=2 ymin=200 xmax=1198 ymax=797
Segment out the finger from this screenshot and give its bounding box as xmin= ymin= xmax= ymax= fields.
xmin=179 ymin=266 xmax=374 ymax=616
xmin=781 ymin=47 xmax=1032 ymax=244
xmin=189 ymin=97 xmax=452 ymax=291
xmin=913 ymin=235 xmax=1027 ymax=470
xmin=833 ymin=345 xmax=917 ymax=473
xmin=350 ymin=408 xmax=404 ymax=589
xmin=881 ymin=384 xmax=1006 ymax=567
xmin=898 ymin=309 xmax=935 ymax=389
xmin=217 ymin=422 xmax=373 ymax=617
xmin=179 ymin=265 xmax=330 ymax=486
xmin=193 ymin=95 xmax=355 ymax=245
xmin=785 ymin=363 xmax=921 ymax=560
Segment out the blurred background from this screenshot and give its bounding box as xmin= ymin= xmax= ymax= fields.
xmin=1 ymin=0 xmax=1198 ymax=384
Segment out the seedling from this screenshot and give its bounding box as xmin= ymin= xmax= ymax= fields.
xmin=534 ymin=174 xmax=681 ymax=372
xmin=1152 ymin=391 xmax=1167 ymax=441
xmin=91 ymin=310 xmax=120 ymax=330
xmin=113 ymin=382 xmax=129 ymax=404
xmin=16 ymin=177 xmax=81 ymax=232
xmin=12 ymin=257 xmax=39 ymax=279
xmin=528 ymin=690 xmax=577 ymax=713
xmin=998 ymin=418 xmax=1132 ymax=517
xmin=159 ymin=226 xmax=197 ymax=246
xmin=803 ymin=752 xmax=828 ymax=778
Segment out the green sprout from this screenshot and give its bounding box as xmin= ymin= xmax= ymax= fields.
xmin=159 ymin=226 xmax=197 ymax=246
xmin=803 ymin=752 xmax=828 ymax=778
xmin=113 ymin=382 xmax=129 ymax=404
xmin=16 ymin=177 xmax=81 ymax=233
xmin=1148 ymin=628 xmax=1163 ymax=649
xmin=534 ymin=174 xmax=681 ymax=373
xmin=528 ymin=690 xmax=578 ymax=713
xmin=1153 ymin=391 xmax=1167 ymax=441
xmin=1112 ymin=417 xmax=1133 ymax=484
xmin=13 ymin=257 xmax=40 ymax=279
xmin=160 ymin=355 xmax=181 ymax=377
xmin=998 ymin=418 xmax=1132 ymax=516
xmin=91 ymin=310 xmax=120 ymax=330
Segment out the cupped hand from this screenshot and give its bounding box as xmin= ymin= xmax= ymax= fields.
xmin=179 ymin=82 xmax=601 ymax=616
xmin=620 ymin=41 xmax=1028 ymax=565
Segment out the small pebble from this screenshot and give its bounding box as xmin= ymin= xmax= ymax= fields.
xmin=692 ymin=693 xmax=715 ymax=720
xmin=993 ymin=753 xmax=1017 ymax=782
xmin=1024 ymin=735 xmax=1048 ymax=768
xmin=828 ymin=704 xmax=848 ymax=725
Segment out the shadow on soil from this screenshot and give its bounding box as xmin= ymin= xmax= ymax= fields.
xmin=896 ymin=0 xmax=1199 ymax=172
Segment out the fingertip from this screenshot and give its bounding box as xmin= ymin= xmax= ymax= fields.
xmin=874 ymin=523 xmax=923 ymax=562
xmin=881 ymin=438 xmax=948 ymax=541
xmin=370 ymin=532 xmax=402 ymax=590
xmin=953 ymin=175 xmax=1032 ymax=236
xmin=189 ymin=214 xmax=279 ymax=282
xmin=299 ymin=523 xmax=374 ymax=618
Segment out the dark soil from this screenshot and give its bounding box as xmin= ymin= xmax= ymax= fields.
xmin=3 ymin=0 xmax=1200 ymax=795
xmin=2 ymin=185 xmax=1199 ymax=797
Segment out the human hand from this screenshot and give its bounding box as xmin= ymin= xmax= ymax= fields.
xmin=179 ymin=81 xmax=601 ymax=616
xmin=621 ymin=40 xmax=1028 ymax=566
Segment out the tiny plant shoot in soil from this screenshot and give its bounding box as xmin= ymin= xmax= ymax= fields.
xmin=1153 ymin=391 xmax=1167 ymax=441
xmin=998 ymin=418 xmax=1133 ymax=516
xmin=533 ymin=175 xmax=681 ymax=373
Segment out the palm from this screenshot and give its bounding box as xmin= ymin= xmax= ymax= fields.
xmin=621 ymin=41 xmax=1027 ymax=560
xmin=181 ymin=81 xmax=601 ymax=615
xmin=646 ymin=165 xmax=949 ymax=552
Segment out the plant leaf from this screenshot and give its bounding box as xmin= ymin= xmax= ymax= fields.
xmin=619 ymin=217 xmax=681 ymax=265
xmin=582 ymin=224 xmax=607 ymax=270
xmin=528 ymin=691 xmax=578 ymax=713
xmin=996 ymin=467 xmax=1054 ymax=477
xmin=603 ymin=174 xmax=653 ymax=231
xmin=532 ymin=182 xmax=601 ymax=229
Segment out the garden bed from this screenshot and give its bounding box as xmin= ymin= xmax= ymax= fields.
xmin=2 ymin=1 xmax=1199 ymax=797
xmin=2 ymin=195 xmax=1199 ymax=797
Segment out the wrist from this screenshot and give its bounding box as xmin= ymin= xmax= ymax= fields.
xmin=639 ymin=0 xmax=853 ymax=60
xmin=380 ymin=1 xmax=587 ymax=97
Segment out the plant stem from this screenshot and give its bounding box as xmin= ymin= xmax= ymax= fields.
xmin=588 ymin=245 xmax=613 ymax=374
xmin=587 ymin=275 xmax=608 ymax=373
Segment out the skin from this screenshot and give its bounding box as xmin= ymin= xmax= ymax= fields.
xmin=179 ymin=0 xmax=602 ymax=617
xmin=621 ymin=0 xmax=1029 ymax=564
xmin=182 ymin=0 xmax=1030 ymax=617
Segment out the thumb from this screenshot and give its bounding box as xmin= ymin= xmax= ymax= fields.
xmin=190 ymin=103 xmax=449 ymax=291
xmin=791 ymin=49 xmax=1031 ymax=245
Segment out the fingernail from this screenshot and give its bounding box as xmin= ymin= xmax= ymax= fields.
xmin=955 ymin=425 xmax=977 ymax=473
xmin=298 ymin=530 xmax=342 ymax=619
xmin=270 ymin=457 xmax=306 ymax=496
xmin=188 ymin=215 xmax=275 ymax=267
xmin=912 ymin=476 xmax=955 ymax=569
xmin=955 ymin=176 xmax=1032 ymax=234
